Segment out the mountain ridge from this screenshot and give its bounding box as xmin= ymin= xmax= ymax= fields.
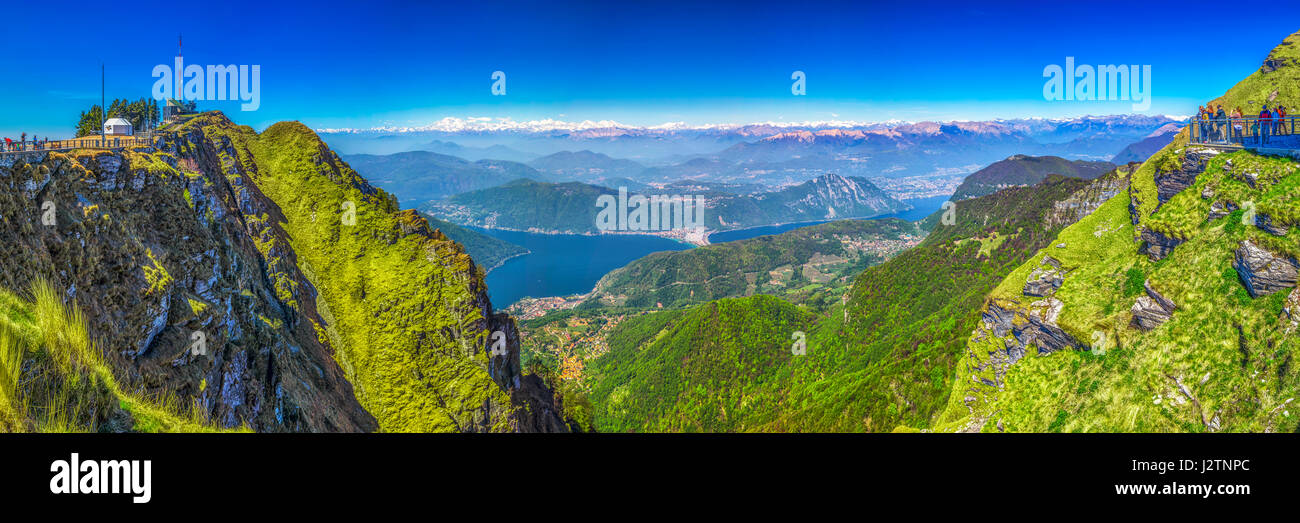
xmin=423 ymin=173 xmax=909 ymax=235
xmin=950 ymin=155 xmax=1115 ymax=200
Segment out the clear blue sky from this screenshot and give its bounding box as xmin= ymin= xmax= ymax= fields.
xmin=2 ymin=0 xmax=1298 ymax=137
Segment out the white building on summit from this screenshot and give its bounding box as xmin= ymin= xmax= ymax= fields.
xmin=103 ymin=117 xmax=134 ymax=136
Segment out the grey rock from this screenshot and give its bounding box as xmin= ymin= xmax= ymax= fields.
xmin=1207 ymin=200 xmax=1238 ymax=222
xmin=1255 ymin=212 xmax=1290 ymax=236
xmin=1023 ymin=267 xmax=1063 ymax=297
xmin=1233 ymin=239 xmax=1299 ymax=297
xmin=1282 ymin=290 xmax=1300 ymax=334
xmin=1128 ymin=296 xmax=1170 ymax=329
xmin=983 ymin=303 xmax=1017 ymax=338
xmin=1130 ymin=280 xmax=1177 ymax=331
xmin=1139 ymin=227 xmax=1184 ymax=262
xmin=1156 ymin=148 xmax=1217 ymax=204
xmin=984 ymin=299 xmax=1085 ymax=356
xmin=1006 ymin=342 xmax=1025 ymax=365
xmin=1242 ymin=170 xmax=1260 ymax=189
xmin=1016 ymin=298 xmax=1083 ymax=354
xmin=1129 ymin=185 xmax=1142 ymax=225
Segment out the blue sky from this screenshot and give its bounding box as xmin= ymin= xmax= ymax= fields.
xmin=2 ymin=0 xmax=1298 ymax=137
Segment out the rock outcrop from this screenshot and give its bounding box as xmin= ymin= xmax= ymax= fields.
xmin=1139 ymin=228 xmax=1184 ymax=262
xmin=1233 ymin=239 xmax=1299 ymax=297
xmin=983 ymin=299 xmax=1085 ymax=356
xmin=1207 ymin=200 xmax=1238 ymax=221
xmin=1023 ymin=256 xmax=1064 ymax=297
xmin=1044 ymin=163 xmax=1134 ymax=228
xmin=1282 ymin=290 xmax=1300 ymax=334
xmin=1156 ymin=148 xmax=1218 ymax=204
xmin=1130 ymin=280 xmax=1177 ymax=330
xmin=1255 ymin=212 xmax=1290 ymax=236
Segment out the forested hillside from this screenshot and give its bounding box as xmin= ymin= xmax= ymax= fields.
xmin=582 ymin=218 xmax=922 ymax=309
xmin=575 ymin=169 xmax=1129 ymax=431
xmin=950 ymin=155 xmax=1114 ymax=201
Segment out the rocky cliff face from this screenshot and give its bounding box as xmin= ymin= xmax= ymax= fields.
xmin=0 ymin=112 xmax=567 ymax=432
xmin=1045 ymin=163 xmax=1136 ymax=228
xmin=0 ymin=148 xmax=375 ymax=432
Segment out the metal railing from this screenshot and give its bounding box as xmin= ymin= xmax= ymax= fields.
xmin=1188 ymin=115 xmax=1299 ymax=147
xmin=0 ymin=132 xmax=162 ymax=155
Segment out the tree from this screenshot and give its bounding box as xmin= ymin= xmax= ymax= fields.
xmin=75 ymin=106 xmax=103 ymax=137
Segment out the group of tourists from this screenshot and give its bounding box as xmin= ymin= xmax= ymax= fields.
xmin=0 ymin=133 xmax=53 ymax=153
xmin=1197 ymin=103 xmax=1291 ymax=145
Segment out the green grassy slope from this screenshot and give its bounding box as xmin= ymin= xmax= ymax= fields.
xmin=774 ymin=173 xmax=1104 ymax=431
xmin=185 ymin=114 xmax=513 ymax=432
xmin=933 ymin=31 xmax=1300 ymax=433
xmin=1 ymin=281 xmax=236 ymax=432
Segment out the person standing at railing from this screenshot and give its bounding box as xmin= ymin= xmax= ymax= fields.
xmin=1279 ymin=106 xmax=1289 ymax=136
xmin=1195 ymin=106 xmax=1206 ymax=141
xmin=1259 ymin=105 xmax=1273 ymax=145
xmin=1230 ymin=107 xmax=1243 ymax=142
xmin=3 ymin=137 xmax=11 ymax=152
xmin=1196 ymin=106 xmax=1206 ymax=141
xmin=1214 ymin=105 xmax=1227 ymax=142
xmin=1202 ymin=105 xmax=1212 ymax=141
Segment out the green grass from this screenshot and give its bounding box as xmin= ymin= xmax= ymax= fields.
xmin=184 ymin=114 xmax=512 ymax=432
xmin=0 ymin=280 xmax=238 ymax=433
xmin=936 ymin=150 xmax=1300 ymax=433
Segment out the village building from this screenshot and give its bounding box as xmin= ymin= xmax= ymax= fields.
xmin=103 ymin=117 xmax=134 ymax=136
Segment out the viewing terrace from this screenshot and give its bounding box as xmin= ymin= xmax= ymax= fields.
xmin=0 ymin=132 xmax=161 ymax=156
xmin=1188 ymin=116 xmax=1300 ymax=158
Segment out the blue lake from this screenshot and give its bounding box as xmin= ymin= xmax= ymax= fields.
xmin=707 ymin=195 xmax=950 ymax=243
xmin=476 ymin=194 xmax=950 ymax=308
xmin=473 ymin=228 xmax=691 ymax=308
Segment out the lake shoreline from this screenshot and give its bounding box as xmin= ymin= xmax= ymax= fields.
xmin=471 ymin=194 xmax=952 ymax=308
xmin=481 ymin=249 xmax=531 ymax=275
xmin=707 ymin=194 xmax=952 ymax=244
